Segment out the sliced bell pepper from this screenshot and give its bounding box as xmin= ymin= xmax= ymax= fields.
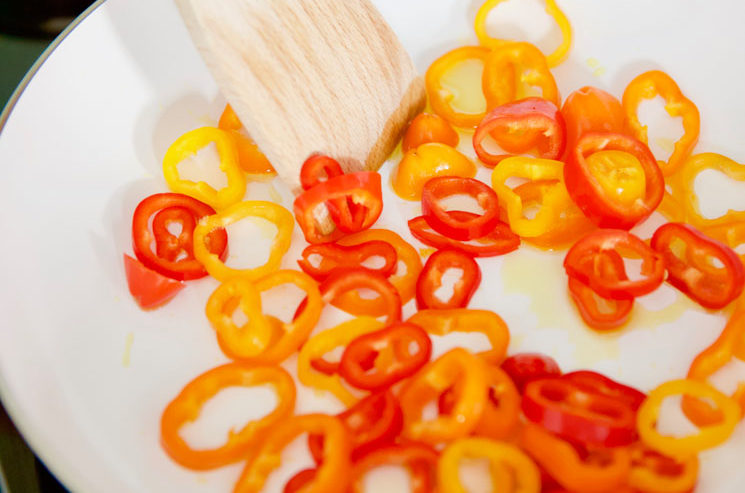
xmin=637 ymin=379 xmax=739 ymax=459
xmin=438 ymin=437 xmax=541 ymax=493
xmin=562 ymin=371 xmax=646 ymax=412
xmin=475 ymin=0 xmax=572 ymax=67
xmin=399 ymin=348 xmax=488 ymax=444
xmin=208 ymin=270 xmax=322 ymax=364
xmin=439 ymin=365 xmax=520 ymax=440
xmin=561 ymin=86 xmax=626 ymax=162
xmin=297 ymin=317 xmax=384 ymax=406
xmin=217 ymin=104 xmax=275 ymax=176
xmin=283 ymin=469 xmax=316 ymax=493
xmin=651 ymin=222 xmax=745 ymax=309
xmin=392 ymin=143 xmax=477 ymax=201
xmin=522 ymin=378 xmax=638 ymax=447
xmin=416 ymin=249 xmax=482 ymax=309
xmin=671 ymin=152 xmax=745 ymax=229
xmin=160 ymin=364 xmax=295 ymax=470
xmin=409 ymin=211 xmax=520 ymax=257
xmin=482 ymin=42 xmax=560 ymax=109
xmin=294 ymin=171 xmax=383 ymax=243
xmin=511 ymin=179 xmax=596 ymax=250
xmin=299 ymin=155 xmax=369 ymax=235
xmin=297 ymin=240 xmax=398 ymax=282
xmin=333 ymin=229 xmax=422 ymax=317
xmin=702 ymin=221 xmax=745 ymax=267
xmin=421 ymin=176 xmax=502 ymax=241
xmin=132 ymin=193 xmax=227 ymax=281
xmin=473 ymin=97 xmax=566 ymax=167
xmin=162 ymin=127 xmax=247 ymax=210
xmin=233 ymin=414 xmax=351 ymax=493
xmin=564 ymin=229 xmax=666 ymax=299
xmin=490 ymin=157 xmax=569 ymax=238
xmin=193 ymin=200 xmax=294 ymax=282
xmin=564 ymin=132 xmax=664 ymax=229
xmin=308 ymin=390 xmax=403 ymax=463
xmin=425 ymin=46 xmax=491 ymax=128
xmin=318 ymin=267 xmax=402 ymax=324
xmin=521 ymin=423 xmax=631 ymax=493
xmin=628 ymin=442 xmax=699 ymax=493
xmin=407 ymin=308 xmax=510 ymax=365
xmin=350 ymin=443 xmax=439 ymax=493
xmin=568 ymin=274 xmax=634 ymax=331
xmin=500 ymin=352 xmax=561 ymax=393
xmin=403 ymin=113 xmax=460 ymax=152
xmin=123 ymin=254 xmax=185 ymax=310
xmin=205 ymin=276 xmax=275 ymax=359
xmin=622 ymin=70 xmax=700 ymax=177
xmin=300 ymin=154 xmax=344 ymax=191
xmin=339 ymin=322 xmax=432 ymax=391
xmin=682 ymin=310 xmax=745 ymax=427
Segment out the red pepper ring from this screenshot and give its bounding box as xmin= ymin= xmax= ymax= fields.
xmin=308 ymin=390 xmax=403 ymax=463
xmin=500 ymin=352 xmax=562 ymax=394
xmin=293 ymin=172 xmax=383 ymax=244
xmin=562 ymin=371 xmax=646 ymax=412
xmin=349 ymin=443 xmax=439 ymax=493
xmin=473 ymin=97 xmax=566 ymax=167
xmin=564 ymin=229 xmax=666 ymax=300
xmin=300 ymin=154 xmax=345 ymax=191
xmin=409 ymin=212 xmax=520 ymax=257
xmin=299 ymin=155 xmax=369 ymax=234
xmin=564 ymin=132 xmax=664 ymax=229
xmin=651 ymin=222 xmax=745 ymax=310
xmin=522 ymin=378 xmax=638 ymax=447
xmin=132 ymin=193 xmax=227 ymax=280
xmin=309 ymin=357 xmax=340 ymax=376
xmin=416 ymin=249 xmax=482 ymax=309
xmin=295 ymin=267 xmax=402 ymax=324
xmin=339 ymin=322 xmax=432 ymax=391
xmin=151 ymin=206 xmax=196 ymax=261
xmin=297 ymin=240 xmax=398 ymax=282
xmin=421 ymin=176 xmax=502 ymax=241
xmin=568 ymin=276 xmax=634 ymax=332
xmin=283 ymin=469 xmax=317 ymax=493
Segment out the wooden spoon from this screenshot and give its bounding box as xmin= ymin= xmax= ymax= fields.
xmin=174 ymin=0 xmax=426 ymax=194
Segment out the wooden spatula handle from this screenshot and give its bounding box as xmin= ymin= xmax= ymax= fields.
xmin=175 ymin=0 xmax=425 ymax=194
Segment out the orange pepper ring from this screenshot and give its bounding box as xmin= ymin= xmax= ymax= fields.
xmin=160 ymin=364 xmax=296 ymax=470
xmin=406 ymin=308 xmax=510 ymax=365
xmin=399 ymin=348 xmax=488 ymax=444
xmin=425 ymin=46 xmax=491 ymax=128
xmin=622 ymin=70 xmax=700 ymax=177
xmin=233 ymin=414 xmax=351 ymax=493
xmin=482 ymin=42 xmax=560 ymax=109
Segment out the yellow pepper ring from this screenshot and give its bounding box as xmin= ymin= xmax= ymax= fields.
xmin=392 ymin=143 xmax=477 ymax=201
xmin=205 ymin=277 xmax=275 ymax=359
xmin=438 ymin=437 xmax=541 ymax=493
xmin=162 ymin=127 xmax=247 ymax=211
xmin=490 ymin=157 xmax=567 ymax=237
xmin=425 ymin=46 xmax=492 ymax=128
xmin=585 ymin=150 xmax=647 ymax=207
xmin=474 ymin=0 xmax=572 ymax=68
xmin=297 ymin=317 xmax=384 ymax=406
xmin=671 ymin=152 xmax=745 ymax=229
xmin=244 ymin=270 xmax=323 ymax=365
xmin=193 ymin=200 xmax=294 ymax=282
xmin=637 ymin=379 xmax=740 ymax=459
